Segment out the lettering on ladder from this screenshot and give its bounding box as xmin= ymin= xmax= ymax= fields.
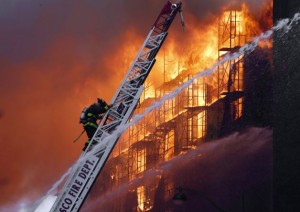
xmin=58 ymin=156 xmax=98 ymax=212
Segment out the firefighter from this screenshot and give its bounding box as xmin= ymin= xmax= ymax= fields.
xmin=80 ymin=98 xmax=111 ymax=151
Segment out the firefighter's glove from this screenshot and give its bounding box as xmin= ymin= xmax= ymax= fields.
xmin=104 ymin=104 xmax=113 ymax=110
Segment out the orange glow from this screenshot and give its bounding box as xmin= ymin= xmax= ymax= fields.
xmin=113 ymin=3 xmax=273 ymax=212
xmin=108 ymin=1 xmax=273 ymax=210
xmin=137 ymin=186 xmax=146 ymax=211
xmin=164 ymin=130 xmax=175 ymax=160
xmin=137 ymin=148 xmax=146 ymax=173
xmin=258 ymin=39 xmax=273 ymax=49
xmin=137 ymin=186 xmax=153 ymax=211
xmin=112 ymin=0 xmax=273 ymax=160
xmin=0 ymin=0 xmax=275 ymax=208
xmin=144 ymin=85 xmax=156 ymax=99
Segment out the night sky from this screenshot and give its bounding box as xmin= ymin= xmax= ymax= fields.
xmin=0 ymin=0 xmax=271 ymax=210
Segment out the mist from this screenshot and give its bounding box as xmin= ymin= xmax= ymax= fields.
xmin=0 ymin=0 xmax=272 ymax=209
xmin=83 ymin=127 xmax=272 ymax=211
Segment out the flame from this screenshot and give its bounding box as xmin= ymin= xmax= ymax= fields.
xmin=113 ymin=0 xmax=273 ymax=153
xmin=0 ymin=0 xmax=275 ymax=208
xmin=164 ymin=130 xmax=175 ymax=160
xmin=144 ymin=83 xmax=156 ymax=99
xmin=137 ymin=186 xmax=153 ymax=211
xmin=109 ymin=1 xmax=273 ymax=209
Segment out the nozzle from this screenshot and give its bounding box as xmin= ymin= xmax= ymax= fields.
xmin=179 ymin=9 xmax=185 ymax=31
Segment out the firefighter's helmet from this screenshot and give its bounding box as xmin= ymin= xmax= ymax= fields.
xmin=97 ymin=98 xmax=106 ymax=106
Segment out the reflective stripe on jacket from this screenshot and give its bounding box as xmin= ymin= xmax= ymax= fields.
xmin=87 ymin=113 xmax=97 ymax=119
xmin=83 ymin=122 xmax=98 ymax=128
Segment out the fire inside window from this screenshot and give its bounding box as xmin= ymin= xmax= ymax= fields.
xmin=164 ymin=98 xmax=174 ymax=122
xmin=198 ymin=111 xmax=207 ymax=139
xmin=137 ymin=183 xmax=157 ymax=212
xmin=137 ymin=148 xmax=146 ymax=173
xmin=105 ymin=6 xmax=255 ymax=211
xmin=164 ymin=130 xmax=175 ymax=160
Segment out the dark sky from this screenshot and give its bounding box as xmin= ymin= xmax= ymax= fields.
xmin=0 ymin=0 xmax=271 ymax=210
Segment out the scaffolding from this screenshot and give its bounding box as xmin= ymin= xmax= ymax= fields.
xmin=216 ymin=10 xmax=247 ymax=136
xmin=90 ymin=9 xmax=249 ymax=212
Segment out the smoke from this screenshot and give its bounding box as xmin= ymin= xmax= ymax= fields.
xmin=82 ymin=127 xmax=272 ymax=211
xmin=0 ymin=0 xmax=273 ymax=209
xmin=0 ymin=109 xmax=4 ymax=119
xmin=31 ymin=10 xmax=297 ymax=211
xmin=33 ymin=195 xmax=56 ymax=212
xmin=184 ymin=0 xmax=270 ymax=19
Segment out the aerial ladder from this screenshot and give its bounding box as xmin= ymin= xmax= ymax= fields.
xmin=50 ymin=1 xmax=184 ymax=211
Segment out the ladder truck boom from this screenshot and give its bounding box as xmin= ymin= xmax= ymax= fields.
xmin=50 ymin=1 xmax=183 ymax=211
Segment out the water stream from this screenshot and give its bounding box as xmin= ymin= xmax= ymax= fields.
xmin=29 ymin=12 xmax=299 ymax=212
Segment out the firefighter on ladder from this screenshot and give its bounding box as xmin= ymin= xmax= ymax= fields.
xmin=79 ymin=98 xmax=111 ymax=151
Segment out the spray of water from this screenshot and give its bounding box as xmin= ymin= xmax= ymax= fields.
xmin=83 ymin=127 xmax=272 ymax=211
xmin=28 ymin=13 xmax=299 ymax=212
xmin=89 ymin=12 xmax=299 ymax=153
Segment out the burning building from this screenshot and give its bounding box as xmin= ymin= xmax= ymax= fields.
xmin=79 ymin=2 xmax=273 ymax=212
